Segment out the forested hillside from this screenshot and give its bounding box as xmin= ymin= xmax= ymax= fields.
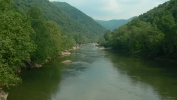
xmin=13 ymin=0 xmax=106 ymax=42
xmin=99 ymin=0 xmax=177 ymax=60
xmin=1 ymin=0 xmax=106 ymax=88
xmin=0 ymin=0 xmax=77 ymax=87
xmin=96 ymin=17 xmax=136 ymax=31
xmin=0 ymin=0 xmax=35 ymax=87
xmin=13 ymin=0 xmax=82 ymax=33
xmin=52 ymin=2 xmax=106 ymax=36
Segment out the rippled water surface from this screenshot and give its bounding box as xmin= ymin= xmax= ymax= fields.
xmin=6 ymin=44 xmax=177 ymax=100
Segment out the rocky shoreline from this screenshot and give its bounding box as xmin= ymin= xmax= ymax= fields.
xmin=27 ymin=46 xmax=79 ymax=69
xmin=0 ymin=46 xmax=80 ymax=100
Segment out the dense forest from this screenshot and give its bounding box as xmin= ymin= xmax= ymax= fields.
xmin=13 ymin=0 xmax=106 ymax=42
xmin=0 ymin=0 xmax=74 ymax=88
xmin=96 ymin=17 xmax=136 ymax=31
xmin=99 ymin=0 xmax=177 ymax=60
xmin=52 ymin=2 xmax=106 ymax=41
xmin=0 ymin=0 xmax=105 ymax=88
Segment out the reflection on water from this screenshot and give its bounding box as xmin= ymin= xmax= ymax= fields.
xmin=6 ymin=44 xmax=177 ymax=100
xmin=107 ymin=51 xmax=177 ymax=100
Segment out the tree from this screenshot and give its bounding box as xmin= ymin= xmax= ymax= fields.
xmin=0 ymin=0 xmax=35 ymax=87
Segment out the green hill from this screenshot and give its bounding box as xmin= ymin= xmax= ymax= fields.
xmin=13 ymin=0 xmax=106 ymax=42
xmin=13 ymin=0 xmax=83 ymax=33
xmin=96 ymin=17 xmax=136 ymax=31
xmin=1 ymin=0 xmax=107 ymax=87
xmin=99 ymin=0 xmax=177 ymax=60
xmin=51 ymin=2 xmax=106 ymax=36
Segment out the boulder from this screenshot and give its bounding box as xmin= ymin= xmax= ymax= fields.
xmin=0 ymin=89 xmax=8 ymax=100
xmin=72 ymin=46 xmax=77 ymax=50
xmin=98 ymin=47 xmax=105 ymax=50
xmin=34 ymin=64 xmax=42 ymax=68
xmin=61 ymin=51 xmax=71 ymax=56
xmin=61 ymin=60 xmax=72 ymax=64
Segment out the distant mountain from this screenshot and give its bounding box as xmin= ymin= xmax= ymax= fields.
xmin=96 ymin=17 xmax=137 ymax=31
xmin=13 ymin=0 xmax=106 ymax=42
xmin=52 ymin=2 xmax=106 ymax=36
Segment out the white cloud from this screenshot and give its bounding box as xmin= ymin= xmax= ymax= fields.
xmin=49 ymin=0 xmax=170 ymax=20
xmin=100 ymin=0 xmax=121 ymax=13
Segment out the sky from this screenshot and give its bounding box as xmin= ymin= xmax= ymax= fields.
xmin=49 ymin=0 xmax=169 ymax=20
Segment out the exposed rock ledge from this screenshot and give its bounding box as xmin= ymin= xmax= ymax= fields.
xmin=61 ymin=60 xmax=72 ymax=64
xmin=0 ymin=89 xmax=8 ymax=100
xmin=97 ymin=46 xmax=112 ymax=50
xmin=60 ymin=46 xmax=79 ymax=56
xmin=60 ymin=51 xmax=71 ymax=56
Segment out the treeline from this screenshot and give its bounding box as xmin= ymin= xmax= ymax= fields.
xmin=99 ymin=0 xmax=177 ymax=60
xmin=0 ymin=0 xmax=75 ymax=87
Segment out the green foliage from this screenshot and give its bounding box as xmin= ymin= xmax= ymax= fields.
xmin=0 ymin=1 xmax=77 ymax=87
xmin=104 ymin=30 xmax=112 ymax=41
xmin=28 ymin=7 xmax=76 ymax=63
xmin=51 ymin=1 xmax=106 ymax=41
xmin=98 ymin=37 xmax=106 ymax=45
xmin=13 ymin=0 xmax=106 ymax=43
xmin=13 ymin=0 xmax=84 ymax=34
xmin=139 ymin=0 xmax=177 ymax=58
xmin=99 ymin=30 xmax=113 ymax=47
xmin=72 ymin=33 xmax=89 ymax=44
xmin=0 ymin=0 xmax=11 ymax=11
xmin=100 ymin=0 xmax=177 ymax=59
xmin=45 ymin=21 xmax=63 ymax=55
xmin=28 ymin=7 xmax=50 ymax=63
xmin=0 ymin=0 xmax=35 ymax=87
xmin=61 ymin=35 xmax=76 ymax=50
xmin=0 ymin=0 xmax=106 ymax=88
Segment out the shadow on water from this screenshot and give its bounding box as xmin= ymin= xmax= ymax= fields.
xmin=106 ymin=50 xmax=177 ymax=100
xmin=5 ymin=60 xmax=66 ymax=100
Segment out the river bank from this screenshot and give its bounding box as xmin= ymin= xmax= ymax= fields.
xmin=97 ymin=43 xmax=177 ymax=63
xmin=1 ymin=45 xmax=80 ymax=99
xmin=26 ymin=46 xmax=79 ymax=69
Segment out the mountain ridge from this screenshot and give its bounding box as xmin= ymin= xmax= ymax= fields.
xmin=96 ymin=16 xmax=137 ymax=31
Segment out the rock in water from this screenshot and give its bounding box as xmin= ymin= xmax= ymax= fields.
xmin=61 ymin=60 xmax=72 ymax=64
xmin=0 ymin=89 xmax=8 ymax=100
xmin=60 ymin=51 xmax=71 ymax=56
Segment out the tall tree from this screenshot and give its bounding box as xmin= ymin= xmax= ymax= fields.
xmin=0 ymin=0 xmax=35 ymax=87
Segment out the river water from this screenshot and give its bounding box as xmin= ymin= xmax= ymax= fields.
xmin=6 ymin=44 xmax=177 ymax=100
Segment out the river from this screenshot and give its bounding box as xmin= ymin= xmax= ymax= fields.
xmin=6 ymin=44 xmax=177 ymax=100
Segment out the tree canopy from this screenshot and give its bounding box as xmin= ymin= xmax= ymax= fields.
xmin=0 ymin=0 xmax=77 ymax=87
xmin=0 ymin=0 xmax=35 ymax=87
xmin=99 ymin=0 xmax=177 ymax=60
